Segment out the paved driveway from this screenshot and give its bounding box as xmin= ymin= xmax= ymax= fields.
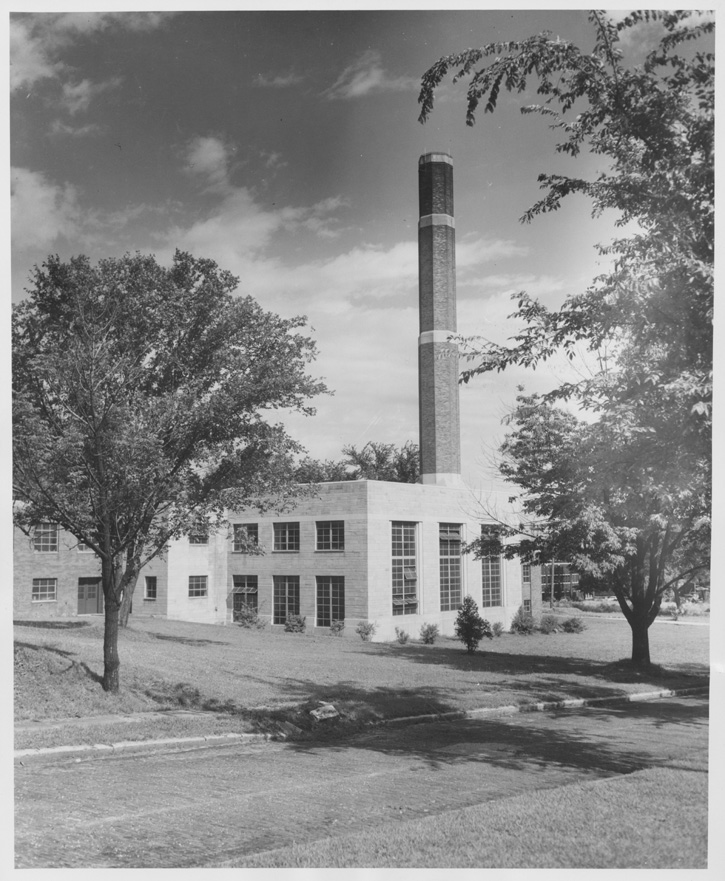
xmin=15 ymin=694 xmax=708 ymax=868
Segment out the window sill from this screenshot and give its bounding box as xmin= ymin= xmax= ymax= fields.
xmin=272 ymin=550 xmax=300 ymax=554
xmin=31 ymin=598 xmax=57 ymax=603
xmin=315 ymin=549 xmax=345 ymax=553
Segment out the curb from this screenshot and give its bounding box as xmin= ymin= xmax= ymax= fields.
xmin=14 ymin=685 xmax=709 ymax=761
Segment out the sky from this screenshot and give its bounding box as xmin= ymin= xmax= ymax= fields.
xmin=9 ymin=6 xmax=712 ymax=499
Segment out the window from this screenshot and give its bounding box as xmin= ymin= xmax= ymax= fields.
xmin=144 ymin=576 xmax=157 ymax=601
xmin=188 ymin=575 xmax=208 ymax=597
xmin=233 ymin=575 xmax=258 ymax=614
xmin=523 ymin=598 xmax=532 ymax=613
xmin=273 ymin=575 xmax=300 ymax=624
xmin=522 ymin=563 xmax=531 ymax=586
xmin=316 ymin=521 xmax=344 ymax=551
xmin=542 ymin=563 xmax=580 ymax=600
xmin=521 ymin=562 xmax=531 ymax=614
xmin=188 ymin=524 xmax=209 ymax=545
xmin=33 ymin=522 xmax=58 ymax=553
xmin=439 ymin=523 xmax=462 ymax=611
xmin=232 ymin=523 xmax=258 ymax=553
xmin=392 ymin=521 xmax=417 ymax=615
xmin=316 ymin=576 xmax=345 ymax=627
xmin=32 ymin=578 xmax=57 ymax=602
xmin=481 ymin=555 xmax=502 ymax=607
xmin=77 ymin=541 xmax=93 ymax=553
xmin=274 ymin=522 xmax=300 ymax=552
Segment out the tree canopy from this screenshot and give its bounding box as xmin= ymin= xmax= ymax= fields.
xmin=13 ymin=250 xmax=327 ymax=690
xmin=295 ymin=441 xmax=420 ymax=484
xmin=419 ymin=10 xmax=713 ymax=665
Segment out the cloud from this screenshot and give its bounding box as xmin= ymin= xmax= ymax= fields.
xmin=10 ymin=12 xmax=174 ymax=93
xmin=61 ymin=76 xmax=122 ymax=115
xmin=183 ymin=136 xmax=234 ymax=192
xmin=254 ymin=71 xmax=304 ymax=88
xmin=11 ymin=167 xmax=81 ymax=251
xmin=49 ymin=120 xmax=104 ymax=138
xmin=323 ymin=50 xmax=418 ymax=100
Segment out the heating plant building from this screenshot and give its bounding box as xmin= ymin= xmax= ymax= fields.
xmin=14 ymin=153 xmax=542 ymax=637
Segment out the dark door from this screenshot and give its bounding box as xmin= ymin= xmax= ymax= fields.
xmin=78 ymin=578 xmax=104 ymax=614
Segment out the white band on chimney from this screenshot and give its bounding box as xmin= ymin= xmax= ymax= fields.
xmin=419 ymin=330 xmax=456 ymax=345
xmin=421 ymin=472 xmax=463 ymax=487
xmin=419 ymin=214 xmax=455 ymax=229
xmin=420 ymin=152 xmax=453 ymax=166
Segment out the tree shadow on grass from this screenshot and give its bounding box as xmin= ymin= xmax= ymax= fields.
xmin=363 ymin=641 xmax=708 ymax=686
xmin=151 ymin=633 xmax=229 ymax=647
xmin=14 ymin=620 xmax=91 ymax=630
xmin=14 ymin=640 xmax=77 ymax=660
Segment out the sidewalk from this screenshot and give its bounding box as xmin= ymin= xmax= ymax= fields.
xmin=14 ymin=683 xmax=709 ymax=761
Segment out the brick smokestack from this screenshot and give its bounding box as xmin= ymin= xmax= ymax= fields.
xmin=418 ymin=151 xmax=461 ymax=486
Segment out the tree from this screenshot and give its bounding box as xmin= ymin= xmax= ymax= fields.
xmin=419 ymin=11 xmax=713 ymax=665
xmin=470 ymin=392 xmax=710 ymax=664
xmin=295 ymin=441 xmax=420 ymax=483
xmin=13 ymin=250 xmax=327 ymax=692
xmin=454 ymin=596 xmax=493 ymax=653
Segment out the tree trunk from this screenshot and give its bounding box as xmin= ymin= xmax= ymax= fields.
xmin=102 ymin=594 xmax=121 ymax=692
xmin=630 ymin=614 xmax=651 ymax=667
xmin=119 ymin=572 xmax=139 ymax=628
xmin=101 ymin=557 xmax=123 ymax=692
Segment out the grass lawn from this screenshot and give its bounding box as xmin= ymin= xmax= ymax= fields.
xmin=232 ymin=765 xmax=708 ymax=868
xmin=14 ymin=613 xmax=709 ymax=749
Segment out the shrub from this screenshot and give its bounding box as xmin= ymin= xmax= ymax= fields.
xmin=329 ymin=619 xmax=345 ymax=636
xmin=562 ymin=616 xmax=586 ymax=633
xmin=394 ymin=626 xmax=410 ymax=645
xmin=419 ymin=623 xmax=440 ymax=645
xmin=284 ymin=614 xmax=306 ymax=633
xmin=538 ymin=614 xmax=560 ymax=634
xmin=355 ymin=621 xmax=377 ymax=642
xmin=454 ymin=596 xmax=493 ymax=653
xmin=510 ymin=605 xmax=536 ymax=635
xmin=491 ymin=621 xmax=504 ymax=638
xmin=234 ymin=606 xmax=266 ymax=629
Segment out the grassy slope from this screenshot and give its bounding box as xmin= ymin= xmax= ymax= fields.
xmin=233 ymin=765 xmax=708 ymax=869
xmin=14 ymin=614 xmax=709 ymax=748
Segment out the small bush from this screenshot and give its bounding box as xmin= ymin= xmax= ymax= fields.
xmin=491 ymin=621 xmax=504 ymax=638
xmin=419 ymin=623 xmax=440 ymax=645
xmin=510 ymin=605 xmax=536 ymax=635
xmin=394 ymin=626 xmax=410 ymax=645
xmin=284 ymin=614 xmax=306 ymax=633
xmin=329 ymin=619 xmax=345 ymax=636
xmin=538 ymin=614 xmax=560 ymax=634
xmin=562 ymin=616 xmax=587 ymax=633
xmin=454 ymin=596 xmax=493 ymax=653
xmin=355 ymin=621 xmax=377 ymax=642
xmin=234 ymin=606 xmax=266 ymax=629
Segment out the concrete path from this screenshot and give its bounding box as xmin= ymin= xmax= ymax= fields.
xmin=14 ymin=693 xmax=708 ymax=869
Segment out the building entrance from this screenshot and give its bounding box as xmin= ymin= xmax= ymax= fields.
xmin=78 ymin=578 xmax=104 ymax=614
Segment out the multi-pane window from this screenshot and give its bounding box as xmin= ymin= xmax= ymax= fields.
xmin=232 ymin=523 xmax=258 ymax=553
xmin=273 ymin=575 xmax=300 ymax=624
xmin=33 ymin=523 xmax=58 ymax=553
xmin=541 ymin=564 xmax=580 ymax=600
xmin=392 ymin=521 xmax=417 ymax=615
xmin=144 ymin=576 xmax=157 ymax=600
xmin=188 ymin=523 xmax=209 ymax=544
xmin=188 ymin=575 xmax=208 ymax=597
xmin=521 ymin=562 xmax=531 ymax=613
xmin=233 ymin=575 xmax=258 ymax=614
xmin=481 ymin=555 xmax=502 ymax=607
xmin=439 ymin=523 xmax=462 ymax=611
xmin=32 ymin=578 xmax=57 ymax=602
xmin=77 ymin=541 xmax=93 ymax=553
xmin=274 ymin=522 xmax=300 ymax=552
xmin=316 ymin=576 xmax=345 ymax=627
xmin=316 ymin=521 xmax=345 ymax=551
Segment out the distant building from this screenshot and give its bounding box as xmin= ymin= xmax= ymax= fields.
xmin=13 ymin=153 xmax=542 ymax=638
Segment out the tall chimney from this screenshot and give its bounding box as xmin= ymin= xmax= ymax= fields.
xmin=418 ymin=151 xmax=461 ymax=486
